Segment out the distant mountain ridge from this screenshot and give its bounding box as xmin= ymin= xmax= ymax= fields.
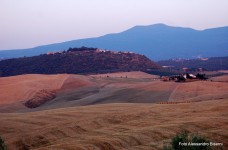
xmin=0 ymin=47 xmax=160 ymax=77
xmin=0 ymin=23 xmax=228 ymax=60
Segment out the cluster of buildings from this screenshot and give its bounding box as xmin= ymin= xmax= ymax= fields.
xmin=162 ymin=73 xmax=207 ymax=82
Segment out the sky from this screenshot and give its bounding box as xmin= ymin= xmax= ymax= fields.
xmin=0 ymin=0 xmax=228 ymax=50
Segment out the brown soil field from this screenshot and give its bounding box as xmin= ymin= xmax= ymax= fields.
xmin=168 ymin=80 xmax=228 ymax=102
xmin=0 ymin=99 xmax=227 ymax=150
xmin=0 ymin=72 xmax=228 ymax=112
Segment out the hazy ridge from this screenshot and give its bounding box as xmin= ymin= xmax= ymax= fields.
xmin=0 ymin=24 xmax=228 ymax=60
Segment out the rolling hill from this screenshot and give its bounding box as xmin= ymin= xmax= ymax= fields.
xmin=1 ymin=72 xmax=228 ymax=113
xmin=0 ymin=24 xmax=228 ymax=60
xmin=0 ymin=72 xmax=227 ymax=149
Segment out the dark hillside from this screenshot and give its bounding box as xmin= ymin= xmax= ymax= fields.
xmin=157 ymin=56 xmax=228 ymax=71
xmin=0 ymin=47 xmax=160 ymax=77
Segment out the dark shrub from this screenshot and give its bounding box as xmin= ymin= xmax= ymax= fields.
xmin=164 ymin=130 xmax=212 ymax=150
xmin=0 ymin=136 xmax=7 ymax=150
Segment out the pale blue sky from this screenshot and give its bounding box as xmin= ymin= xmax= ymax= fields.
xmin=0 ymin=0 xmax=228 ymax=50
